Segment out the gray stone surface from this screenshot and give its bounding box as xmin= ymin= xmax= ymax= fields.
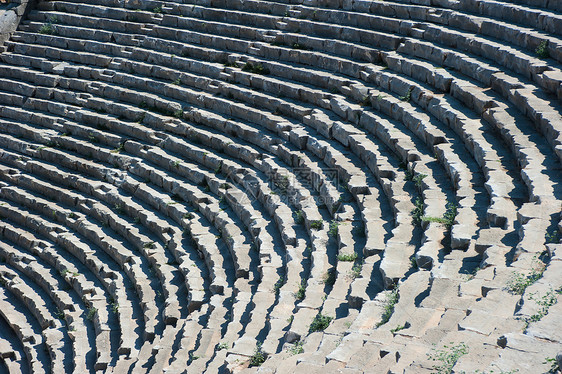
xmin=0 ymin=0 xmax=560 ymax=372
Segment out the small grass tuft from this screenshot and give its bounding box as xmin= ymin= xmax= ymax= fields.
xmin=273 ymin=276 xmax=284 ymax=295
xmin=323 ymin=269 xmax=336 ymax=286
xmin=294 ymin=210 xmax=305 ymax=225
xmin=421 ymin=202 xmax=457 ymax=229
xmin=292 ymin=43 xmax=311 ymax=51
xmin=111 ymin=143 xmax=125 ymax=153
xmin=309 ymin=313 xmax=333 ymax=333
xmin=294 ymin=280 xmax=306 ymax=300
xmin=328 ymin=220 xmax=340 ymax=237
xmin=390 ymin=323 xmax=408 ymax=334
xmin=505 ymin=255 xmax=546 ymax=295
xmin=360 ymin=95 xmax=372 ymax=107
xmin=523 ymin=287 xmax=561 ymax=330
xmin=349 ymin=263 xmax=363 ymax=280
xmin=543 ymin=356 xmax=559 ymax=374
xmin=409 ymin=255 xmax=418 ymax=270
xmin=377 ymin=287 xmax=399 ymax=327
xmin=337 ymin=252 xmax=358 ymax=262
xmin=216 ymin=341 xmax=229 ymax=351
xmin=242 ymin=62 xmax=270 ymax=75
xmin=545 ymin=230 xmax=560 ymax=244
xmin=287 ymin=340 xmax=304 ymax=355
xmin=536 ymin=40 xmax=549 ymax=59
xmin=86 ymin=307 xmax=97 ymax=321
xmin=310 ymin=220 xmax=323 ymax=230
xmin=427 ymin=342 xmax=468 ymax=374
xmin=413 ymin=173 xmax=427 ymax=189
xmin=249 ymin=342 xmax=266 ymax=367
xmin=399 ymin=88 xmax=413 ymax=102
xmin=411 ymin=197 xmax=424 ymax=226
xmin=39 ymin=23 xmax=57 ymax=35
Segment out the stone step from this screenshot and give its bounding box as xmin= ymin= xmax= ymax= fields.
xmin=0 ymin=287 xmax=52 ymax=374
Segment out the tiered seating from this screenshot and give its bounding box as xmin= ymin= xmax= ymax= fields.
xmin=0 ymin=0 xmax=560 ymax=372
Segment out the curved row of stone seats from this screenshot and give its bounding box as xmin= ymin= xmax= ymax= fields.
xmin=0 ymin=37 xmax=342 ymax=203
xmin=0 ymin=216 xmax=117 ymax=372
xmin=2 ymin=122 xmax=208 ymax=310
xmin=7 ymin=9 xmax=446 ymax=268
xmin=0 ymin=0 xmax=472 ymax=318
xmin=120 ymin=0 xmax=562 ymax=160
xmin=262 ymin=1 xmax=562 ymax=159
xmin=143 ymin=0 xmax=548 ymax=368
xmin=3 ymin=153 xmax=147 ymax=334
xmin=0 ymin=87 xmax=270 ymax=290
xmin=0 ymin=134 xmax=173 ymax=310
xmin=302 ymin=84 xmax=485 ymax=260
xmin=362 ymin=68 xmax=520 ymax=211
xmin=0 ymin=262 xmax=68 ymax=373
xmin=259 ymin=0 xmax=562 ymax=58
xmin=2 ymin=0 xmax=540 ymax=306
xmin=40 ymin=0 xmax=401 ymax=64
xmin=0 ymin=71 xmax=346 ymax=368
xmin=355 ymin=65 xmax=530 ymax=206
xmin=162 ymin=0 xmax=562 ymax=81
xmin=392 ymin=39 xmax=562 ymax=162
xmin=0 ymin=86 xmax=280 ymax=268
xmin=0 ymin=130 xmax=230 ymax=370
xmin=217 ymin=52 xmax=524 ymax=232
xmin=0 ymin=0 xmax=560 ymax=372
xmin=234 ymin=37 xmax=544 ymax=222
xmin=348 ymin=82 xmax=556 ymax=290
xmin=0 ymin=190 xmax=133 ymax=369
xmin=0 ymin=313 xmax=27 ymax=374
xmin=0 ymin=21 xmax=464 ymax=298
xmin=0 ymin=230 xmax=89 ymax=369
xmin=0 ymin=87 xmax=302 ymax=344
xmin=0 ymin=98 xmax=221 ymax=296
xmin=153 ymin=3 xmax=562 ymax=374
xmin=27 ymin=3 xmax=398 ymax=68
xmin=13 ymin=3 xmax=492 ymax=258
xmin=0 ymin=144 xmax=166 ymax=348
xmin=225 ymin=65 xmax=470 ymax=274
xmin=4 ymin=0 xmax=482 ymax=245
xmin=506 ymin=0 xmax=562 ymax=12
xmin=0 ymin=285 xmax=53 ymax=374
xmin=0 ymin=172 xmax=169 ymax=330
xmin=359 ymin=60 xmax=561 ymax=225
xmin=98 ymin=0 xmax=559 ymax=106
xmin=235 ymin=160 xmax=361 ymax=356
xmin=0 ymin=28 xmax=370 ymax=292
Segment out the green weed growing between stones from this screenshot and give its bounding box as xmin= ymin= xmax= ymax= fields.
xmin=377 ymin=287 xmax=399 ymax=327
xmin=249 ymin=342 xmax=266 ymax=367
xmin=287 ymin=340 xmax=304 ymax=355
xmin=294 ymin=280 xmax=306 ymax=300
xmin=309 ymin=313 xmax=333 ymax=333
xmin=337 ymin=252 xmax=357 ymax=262
xmin=310 ymin=220 xmax=323 ymax=230
xmin=505 ymin=254 xmax=547 ymax=295
xmin=536 ymin=40 xmax=549 ymax=59
xmin=427 ymin=342 xmax=468 ymax=374
xmin=523 ymin=287 xmax=561 ymax=330
xmin=328 ymin=220 xmax=340 ymax=237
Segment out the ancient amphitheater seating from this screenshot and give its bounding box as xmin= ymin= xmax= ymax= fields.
xmin=0 ymin=0 xmax=560 ymax=372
